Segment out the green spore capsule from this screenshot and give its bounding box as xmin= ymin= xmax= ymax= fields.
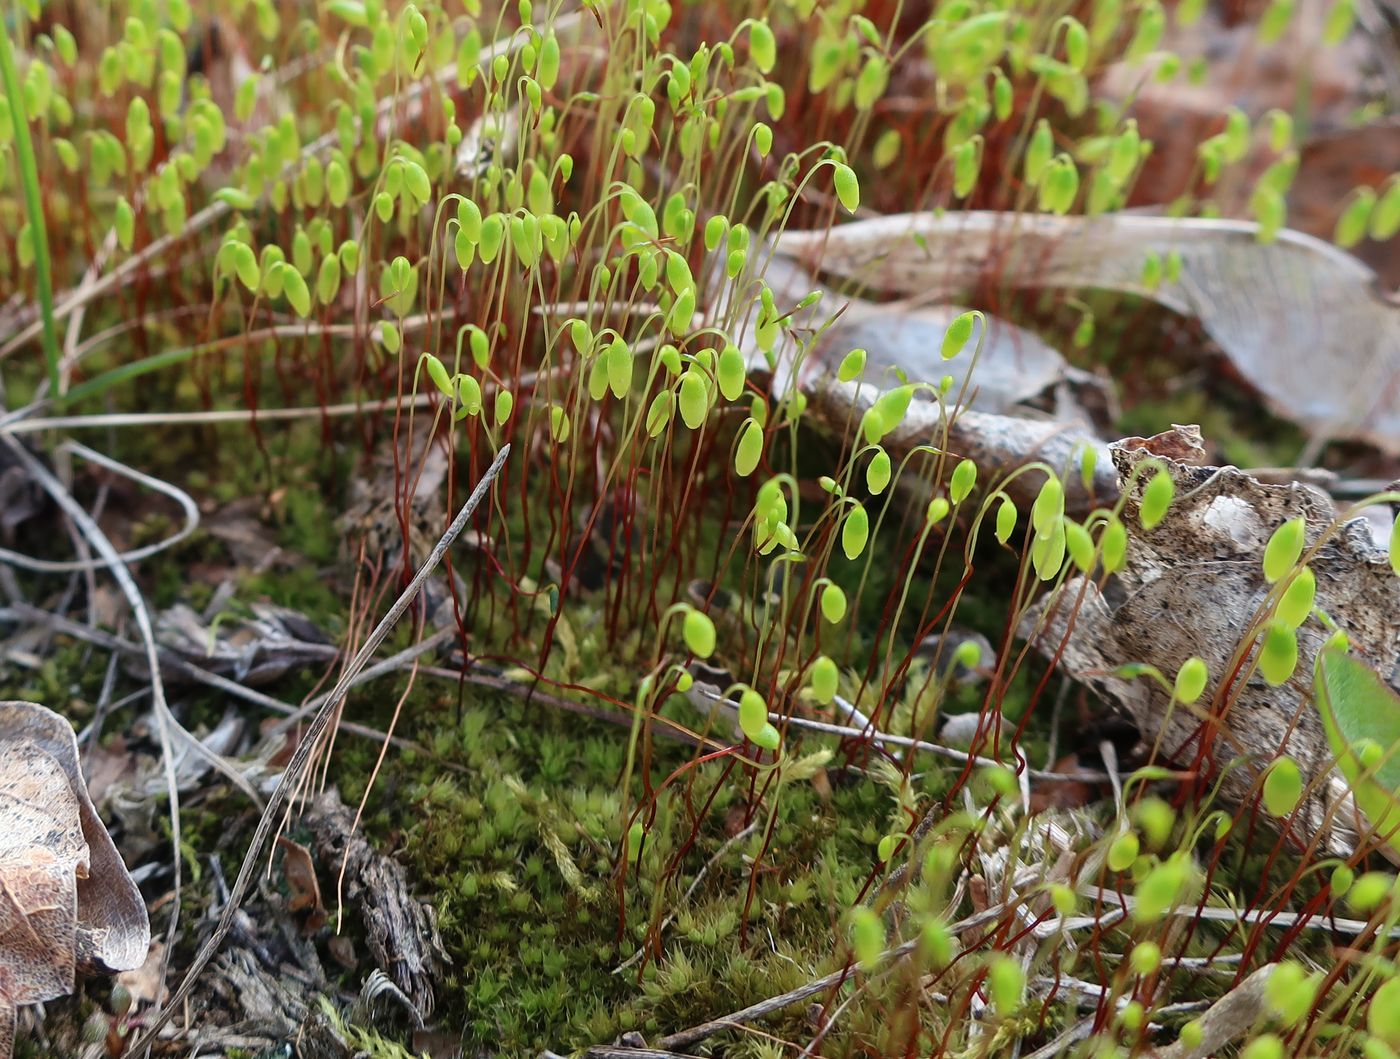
xmin=682 ymin=608 xmax=715 ymax=658
xmin=1262 ymin=517 xmax=1305 ymax=583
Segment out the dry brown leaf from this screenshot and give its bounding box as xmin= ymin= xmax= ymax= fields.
xmin=0 ymin=702 xmax=149 ymax=1057
xmin=115 ymin=938 xmax=167 ymax=1008
xmin=1022 ymin=430 xmax=1400 ymax=853
xmin=277 ymin=837 xmax=327 ymax=935
xmin=774 ymin=213 xmax=1400 ymax=451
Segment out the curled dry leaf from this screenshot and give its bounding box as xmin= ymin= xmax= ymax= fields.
xmin=773 ymin=213 xmax=1400 ymax=451
xmin=154 ymin=601 xmax=336 ymax=687
xmin=0 ymin=702 xmax=149 ymax=1057
xmin=722 ymin=246 xmax=1115 ymax=513
xmin=1022 ymin=429 xmax=1400 ymax=854
xmin=277 ymin=837 xmax=327 ymax=935
xmin=733 ymin=246 xmax=1108 ymax=423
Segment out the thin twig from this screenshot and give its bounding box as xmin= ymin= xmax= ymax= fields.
xmin=694 ymin=684 xmax=1119 ymax=783
xmin=0 ymin=603 xmax=451 ymax=761
xmin=267 ymin=627 xmax=458 ymax=735
xmin=417 ymin=664 xmax=716 ymax=749
xmin=1153 ymin=964 xmax=1275 ymax=1059
xmin=125 ymin=443 xmax=509 ymax=1056
xmin=3 ymin=392 xmax=435 ymax=434
xmin=0 ymin=441 xmax=199 ymax=572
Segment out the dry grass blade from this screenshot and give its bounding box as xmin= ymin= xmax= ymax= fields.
xmin=124 ymin=442 xmax=510 ymax=1056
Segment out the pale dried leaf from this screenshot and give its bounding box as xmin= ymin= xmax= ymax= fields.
xmin=774 ymin=213 xmax=1400 ymax=449
xmin=0 ymin=701 xmax=149 ymax=1058
xmin=1022 ymin=433 xmax=1400 ymax=853
xmin=729 ymin=248 xmax=1105 ymax=421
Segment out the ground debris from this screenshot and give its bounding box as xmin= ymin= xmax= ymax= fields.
xmin=304 ymin=788 xmax=448 ymax=1022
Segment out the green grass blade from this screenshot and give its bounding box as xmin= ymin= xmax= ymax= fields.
xmin=0 ymin=15 xmax=61 ymax=400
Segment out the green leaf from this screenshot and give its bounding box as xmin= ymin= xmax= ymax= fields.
xmin=1101 ymin=517 xmax=1127 ymax=572
xmin=751 ymin=722 xmax=781 ymax=750
xmin=645 ymin=391 xmax=673 ymax=437
xmin=1259 ymin=622 xmax=1298 ymax=685
xmin=606 ymin=337 xmax=632 ymax=399
xmin=1174 ymin=658 xmax=1208 ymax=704
xmin=748 ymin=20 xmax=776 ymax=73
xmin=231 ymin=243 xmax=260 ymax=292
xmin=678 ymin=369 xmax=708 ymax=429
xmin=811 ymin=656 xmax=838 ymax=703
xmin=854 ymin=54 xmax=888 ymax=110
xmin=734 ymin=418 xmax=762 ymax=475
xmin=1334 ymin=188 xmax=1375 ymax=249
xmin=1276 ymin=566 xmax=1315 ymax=627
xmin=1372 ymin=976 xmax=1400 ymax=1046
xmin=1372 ymin=178 xmax=1400 ymax=241
xmin=1315 ymin=648 xmax=1400 ymax=860
xmin=986 ymin=954 xmax=1023 ymax=1014
xmin=857 ymin=446 xmax=889 ymax=495
xmin=949 ymin=459 xmax=977 ymax=503
xmin=1025 ymin=119 xmax=1052 ymax=186
xmin=282 ymin=266 xmax=311 ymax=317
xmin=1264 ymin=961 xmax=1315 ymax=1027
xmin=717 ymin=344 xmax=746 ymax=401
xmin=1133 ymin=852 xmax=1191 ymax=922
xmin=328 ymin=0 xmax=368 ymax=26
xmin=1107 ymin=831 xmax=1139 ymax=871
xmin=1031 ymin=477 xmax=1064 ymax=535
xmin=422 ymin=353 xmax=453 ymax=397
xmin=820 ymin=584 xmax=847 ymax=623
xmin=1064 ymin=519 xmax=1095 ymax=572
xmin=738 ymin=689 xmax=767 ymax=740
xmin=316 ymin=253 xmax=341 ymax=304
xmin=838 ymin=347 xmax=867 ymax=382
xmin=941 ymin=311 xmax=975 ymax=359
xmin=456 ymin=374 xmax=482 ymax=416
xmin=995 ymin=497 xmax=1018 ymax=544
xmin=850 ymin=907 xmax=883 ymax=970
xmin=215 ymin=187 xmax=258 ymax=211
